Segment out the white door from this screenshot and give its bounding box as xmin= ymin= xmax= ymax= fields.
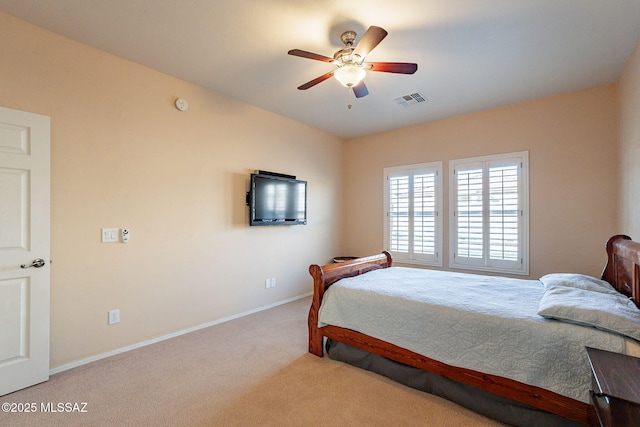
xmin=0 ymin=106 xmax=50 ymax=396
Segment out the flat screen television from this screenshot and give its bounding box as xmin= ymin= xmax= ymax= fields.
xmin=248 ymin=172 xmax=307 ymax=226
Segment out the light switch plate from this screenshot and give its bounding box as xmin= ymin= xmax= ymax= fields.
xmin=102 ymin=228 xmax=119 ymax=243
xmin=108 ymin=309 xmax=120 ymax=325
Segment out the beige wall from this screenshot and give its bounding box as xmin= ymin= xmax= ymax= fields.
xmin=342 ymin=84 xmax=618 ymax=279
xmin=1 ymin=10 xmax=633 ymax=371
xmin=619 ymin=40 xmax=640 ymax=240
xmin=0 ymin=13 xmax=343 ymax=368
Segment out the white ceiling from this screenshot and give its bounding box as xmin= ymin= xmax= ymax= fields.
xmin=1 ymin=0 xmax=639 ymax=139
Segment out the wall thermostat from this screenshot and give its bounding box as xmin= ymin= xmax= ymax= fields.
xmin=174 ymin=98 xmax=189 ymax=112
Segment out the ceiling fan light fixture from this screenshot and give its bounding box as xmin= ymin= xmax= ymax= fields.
xmin=334 ymin=65 xmax=366 ymax=88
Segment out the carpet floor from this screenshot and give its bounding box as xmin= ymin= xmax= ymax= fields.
xmin=0 ymin=297 xmax=505 ymax=426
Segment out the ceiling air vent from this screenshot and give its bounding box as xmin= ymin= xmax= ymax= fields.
xmin=394 ymin=92 xmax=427 ymax=107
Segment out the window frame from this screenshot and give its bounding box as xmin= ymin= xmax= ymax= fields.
xmin=383 ymin=161 xmax=443 ymax=267
xmin=449 ymin=151 xmax=529 ymax=275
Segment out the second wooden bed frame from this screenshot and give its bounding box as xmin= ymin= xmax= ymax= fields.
xmin=307 ymin=235 xmax=640 ymax=426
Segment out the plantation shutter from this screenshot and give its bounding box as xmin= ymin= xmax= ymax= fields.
xmin=385 ymin=163 xmax=442 ymax=266
xmin=489 ymin=165 xmax=519 ymax=261
xmin=456 ymin=167 xmax=483 ymax=259
xmin=450 ymin=152 xmax=528 ymax=275
xmin=413 ymin=173 xmax=436 ymax=255
xmin=389 ymin=175 xmax=409 ymax=253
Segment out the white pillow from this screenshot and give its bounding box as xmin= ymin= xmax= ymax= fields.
xmin=538 ymin=285 xmax=640 ymax=341
xmin=539 ymin=273 xmax=618 ymax=294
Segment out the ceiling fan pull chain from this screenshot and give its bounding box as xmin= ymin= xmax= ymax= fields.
xmin=347 ymin=87 xmax=354 ymax=110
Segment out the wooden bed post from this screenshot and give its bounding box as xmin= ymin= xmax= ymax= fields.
xmin=601 ymin=234 xmax=640 ymax=307
xmin=601 ymin=234 xmax=631 ymax=284
xmin=308 ymin=264 xmax=326 ymax=356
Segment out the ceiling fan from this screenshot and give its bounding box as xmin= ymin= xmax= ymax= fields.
xmin=288 ymin=26 xmax=418 ymax=98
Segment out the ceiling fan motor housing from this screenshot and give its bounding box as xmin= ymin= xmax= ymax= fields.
xmin=334 ymin=47 xmax=358 ymax=64
xmin=340 ymin=30 xmax=357 ymax=46
xmin=335 ymin=31 xmax=363 ymax=65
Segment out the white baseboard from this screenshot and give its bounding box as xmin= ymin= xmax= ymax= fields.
xmin=49 ymin=292 xmax=312 ymax=375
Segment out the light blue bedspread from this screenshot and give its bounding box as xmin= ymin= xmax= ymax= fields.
xmin=318 ymin=267 xmax=625 ymax=403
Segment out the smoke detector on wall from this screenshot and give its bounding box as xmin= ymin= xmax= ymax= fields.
xmin=174 ymin=98 xmax=189 ymax=111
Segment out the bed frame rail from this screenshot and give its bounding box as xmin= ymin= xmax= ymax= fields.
xmin=321 ymin=324 xmax=591 ymax=424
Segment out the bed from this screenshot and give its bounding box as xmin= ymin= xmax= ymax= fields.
xmin=307 ymin=235 xmax=640 ymax=426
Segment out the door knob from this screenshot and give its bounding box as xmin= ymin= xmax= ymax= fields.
xmin=20 ymin=259 xmax=46 ymax=269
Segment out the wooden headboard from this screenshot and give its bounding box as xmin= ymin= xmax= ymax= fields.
xmin=601 ymin=234 xmax=640 ymax=308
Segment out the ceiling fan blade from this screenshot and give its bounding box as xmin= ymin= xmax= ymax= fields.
xmin=297 ymin=71 xmax=335 ymax=90
xmin=367 ymin=62 xmax=418 ymax=74
xmin=288 ymin=49 xmax=334 ymax=63
xmin=353 ymin=26 xmax=388 ymax=59
xmin=352 ymin=81 xmax=369 ymax=98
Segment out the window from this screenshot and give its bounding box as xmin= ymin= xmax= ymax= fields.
xmin=384 ymin=162 xmax=442 ymax=266
xmin=450 ymin=151 xmax=529 ymax=275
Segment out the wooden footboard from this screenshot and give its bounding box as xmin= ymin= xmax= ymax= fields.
xmin=307 ymin=250 xmax=600 ymax=425
xmin=308 ymin=252 xmax=392 ymax=356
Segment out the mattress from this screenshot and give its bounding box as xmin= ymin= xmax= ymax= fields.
xmin=318 ymin=267 xmax=627 ymax=403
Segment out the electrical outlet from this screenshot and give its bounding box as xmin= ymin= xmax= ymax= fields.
xmin=108 ymin=309 xmax=120 ymax=325
xmin=271 ymin=277 xmax=276 ymax=288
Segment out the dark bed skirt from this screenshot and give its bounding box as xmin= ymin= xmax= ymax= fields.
xmin=325 ymin=339 xmax=581 ymax=427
